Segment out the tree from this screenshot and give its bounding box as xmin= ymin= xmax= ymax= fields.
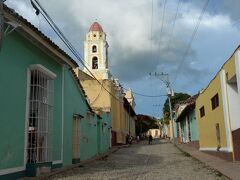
xmin=162 ymin=92 xmax=190 ymax=124
xmin=136 ymin=114 xmax=159 ymax=135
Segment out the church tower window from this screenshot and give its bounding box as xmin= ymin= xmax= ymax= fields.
xmin=84 ymin=22 xmax=110 ymax=79
xmin=92 ymin=45 xmax=97 ymax=53
xmin=92 ymin=57 xmax=98 ymax=69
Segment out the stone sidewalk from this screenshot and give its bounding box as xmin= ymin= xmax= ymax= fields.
xmin=22 ymin=145 xmax=127 ymax=179
xmin=175 ymin=142 xmax=240 ymax=180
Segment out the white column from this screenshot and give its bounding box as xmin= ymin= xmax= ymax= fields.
xmin=185 ymin=117 xmax=189 ymax=143
xmin=235 ymin=50 xmax=240 ymax=94
xmin=220 ymin=70 xmax=233 ymax=152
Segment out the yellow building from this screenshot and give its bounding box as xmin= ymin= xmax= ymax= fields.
xmin=147 ymin=129 xmax=160 ymax=139
xmin=125 ymin=88 xmax=136 ymax=109
xmin=123 ymin=97 xmax=136 ymax=138
xmin=196 ymin=46 xmax=240 ymax=161
xmin=75 ymin=22 xmax=136 ymax=145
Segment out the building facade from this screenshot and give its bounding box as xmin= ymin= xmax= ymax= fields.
xmin=196 ymin=46 xmax=240 ymax=161
xmin=147 ymin=129 xmax=161 ymax=139
xmin=174 ymin=95 xmax=199 ymax=148
xmin=0 ymin=6 xmax=111 ymax=178
xmin=75 ymin=22 xmax=136 ymax=145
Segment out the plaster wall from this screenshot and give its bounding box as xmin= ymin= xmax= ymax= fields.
xmin=196 ymin=75 xmax=228 ymax=149
xmin=0 ymin=31 xmax=62 ymax=173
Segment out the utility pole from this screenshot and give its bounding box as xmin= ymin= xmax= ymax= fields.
xmin=149 ymin=72 xmax=175 ymax=144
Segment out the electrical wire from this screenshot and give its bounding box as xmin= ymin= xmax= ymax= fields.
xmin=172 ymin=0 xmax=210 ymax=84
xmin=31 ymin=0 xmax=166 ymax=100
xmin=158 ymin=0 xmax=167 ymax=48
xmin=150 ymin=0 xmax=154 ymax=57
xmin=122 ymin=86 xmax=166 ymax=97
xmin=31 ymin=0 xmax=123 ymax=103
xmin=166 ymin=0 xmax=181 ymax=53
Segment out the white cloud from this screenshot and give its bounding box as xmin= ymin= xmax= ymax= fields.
xmin=4 ymin=0 xmax=240 ymax=115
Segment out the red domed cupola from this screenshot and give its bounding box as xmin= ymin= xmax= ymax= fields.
xmin=89 ymin=22 xmax=103 ymax=32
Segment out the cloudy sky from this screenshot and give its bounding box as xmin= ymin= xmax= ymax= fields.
xmin=5 ymin=0 xmax=240 ymax=117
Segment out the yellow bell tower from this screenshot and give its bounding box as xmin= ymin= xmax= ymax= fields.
xmin=83 ymin=22 xmax=110 ymax=80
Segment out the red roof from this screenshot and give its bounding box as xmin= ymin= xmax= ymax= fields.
xmin=89 ymin=22 xmax=103 ymax=32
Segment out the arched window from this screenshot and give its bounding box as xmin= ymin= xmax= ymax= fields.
xmin=92 ymin=45 xmax=97 ymax=53
xmin=92 ymin=57 xmax=98 ymax=69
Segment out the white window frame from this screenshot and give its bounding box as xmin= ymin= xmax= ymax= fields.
xmin=26 ymin=64 xmax=56 ymax=164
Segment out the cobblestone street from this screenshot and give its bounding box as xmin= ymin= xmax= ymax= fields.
xmin=51 ymin=140 xmax=229 ymax=180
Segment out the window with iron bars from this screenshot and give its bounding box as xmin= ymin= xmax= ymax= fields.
xmin=27 ymin=68 xmax=54 ymax=164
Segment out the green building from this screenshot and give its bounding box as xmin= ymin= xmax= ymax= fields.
xmin=0 ymin=5 xmax=111 ymax=179
xmin=174 ymin=95 xmax=199 ymax=146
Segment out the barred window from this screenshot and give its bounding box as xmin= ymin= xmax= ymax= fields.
xmin=27 ymin=66 xmax=54 ymax=163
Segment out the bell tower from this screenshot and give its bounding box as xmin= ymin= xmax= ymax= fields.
xmin=83 ymin=22 xmax=110 ymax=80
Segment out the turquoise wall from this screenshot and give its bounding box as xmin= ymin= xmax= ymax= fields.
xmin=0 ymin=29 xmax=113 ymax=178
xmin=173 ymin=117 xmax=179 ymax=138
xmin=189 ymin=109 xmax=199 ymax=141
xmin=63 ymin=67 xmax=96 ymax=164
xmin=80 ymin=115 xmax=98 ymax=161
xmin=180 ymin=109 xmax=199 ymax=142
xmin=63 ymin=68 xmax=111 ymax=163
xmin=0 ymin=31 xmax=62 ymax=171
xmin=181 ymin=120 xmax=187 ymax=142
xmin=97 ymin=112 xmax=111 ymax=154
xmin=79 ymin=111 xmax=111 ymax=161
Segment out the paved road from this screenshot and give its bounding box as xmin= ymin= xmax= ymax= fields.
xmin=51 ymin=140 xmax=229 ymax=180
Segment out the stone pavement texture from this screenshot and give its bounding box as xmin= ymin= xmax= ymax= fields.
xmin=175 ymin=142 xmax=240 ymax=180
xmin=49 ymin=139 xmax=229 ymax=180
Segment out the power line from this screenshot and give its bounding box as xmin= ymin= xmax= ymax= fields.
xmin=31 ymin=0 xmax=123 ymax=103
xmin=172 ymin=0 xmax=210 ymax=84
xmin=166 ymin=0 xmax=181 ymax=53
xmin=158 ymin=0 xmax=167 ymax=48
xmin=122 ymin=86 xmax=166 ymax=97
xmin=31 ymin=0 xmax=166 ymax=101
xmin=150 ymin=0 xmax=154 ymax=56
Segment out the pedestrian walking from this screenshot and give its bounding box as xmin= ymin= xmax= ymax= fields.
xmin=126 ymin=134 xmax=130 ymax=144
xmin=136 ymin=135 xmax=140 ymax=143
xmin=148 ymin=134 xmax=153 ymax=145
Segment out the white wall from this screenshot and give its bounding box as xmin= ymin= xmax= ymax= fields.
xmin=227 ymin=81 xmax=240 ymax=131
